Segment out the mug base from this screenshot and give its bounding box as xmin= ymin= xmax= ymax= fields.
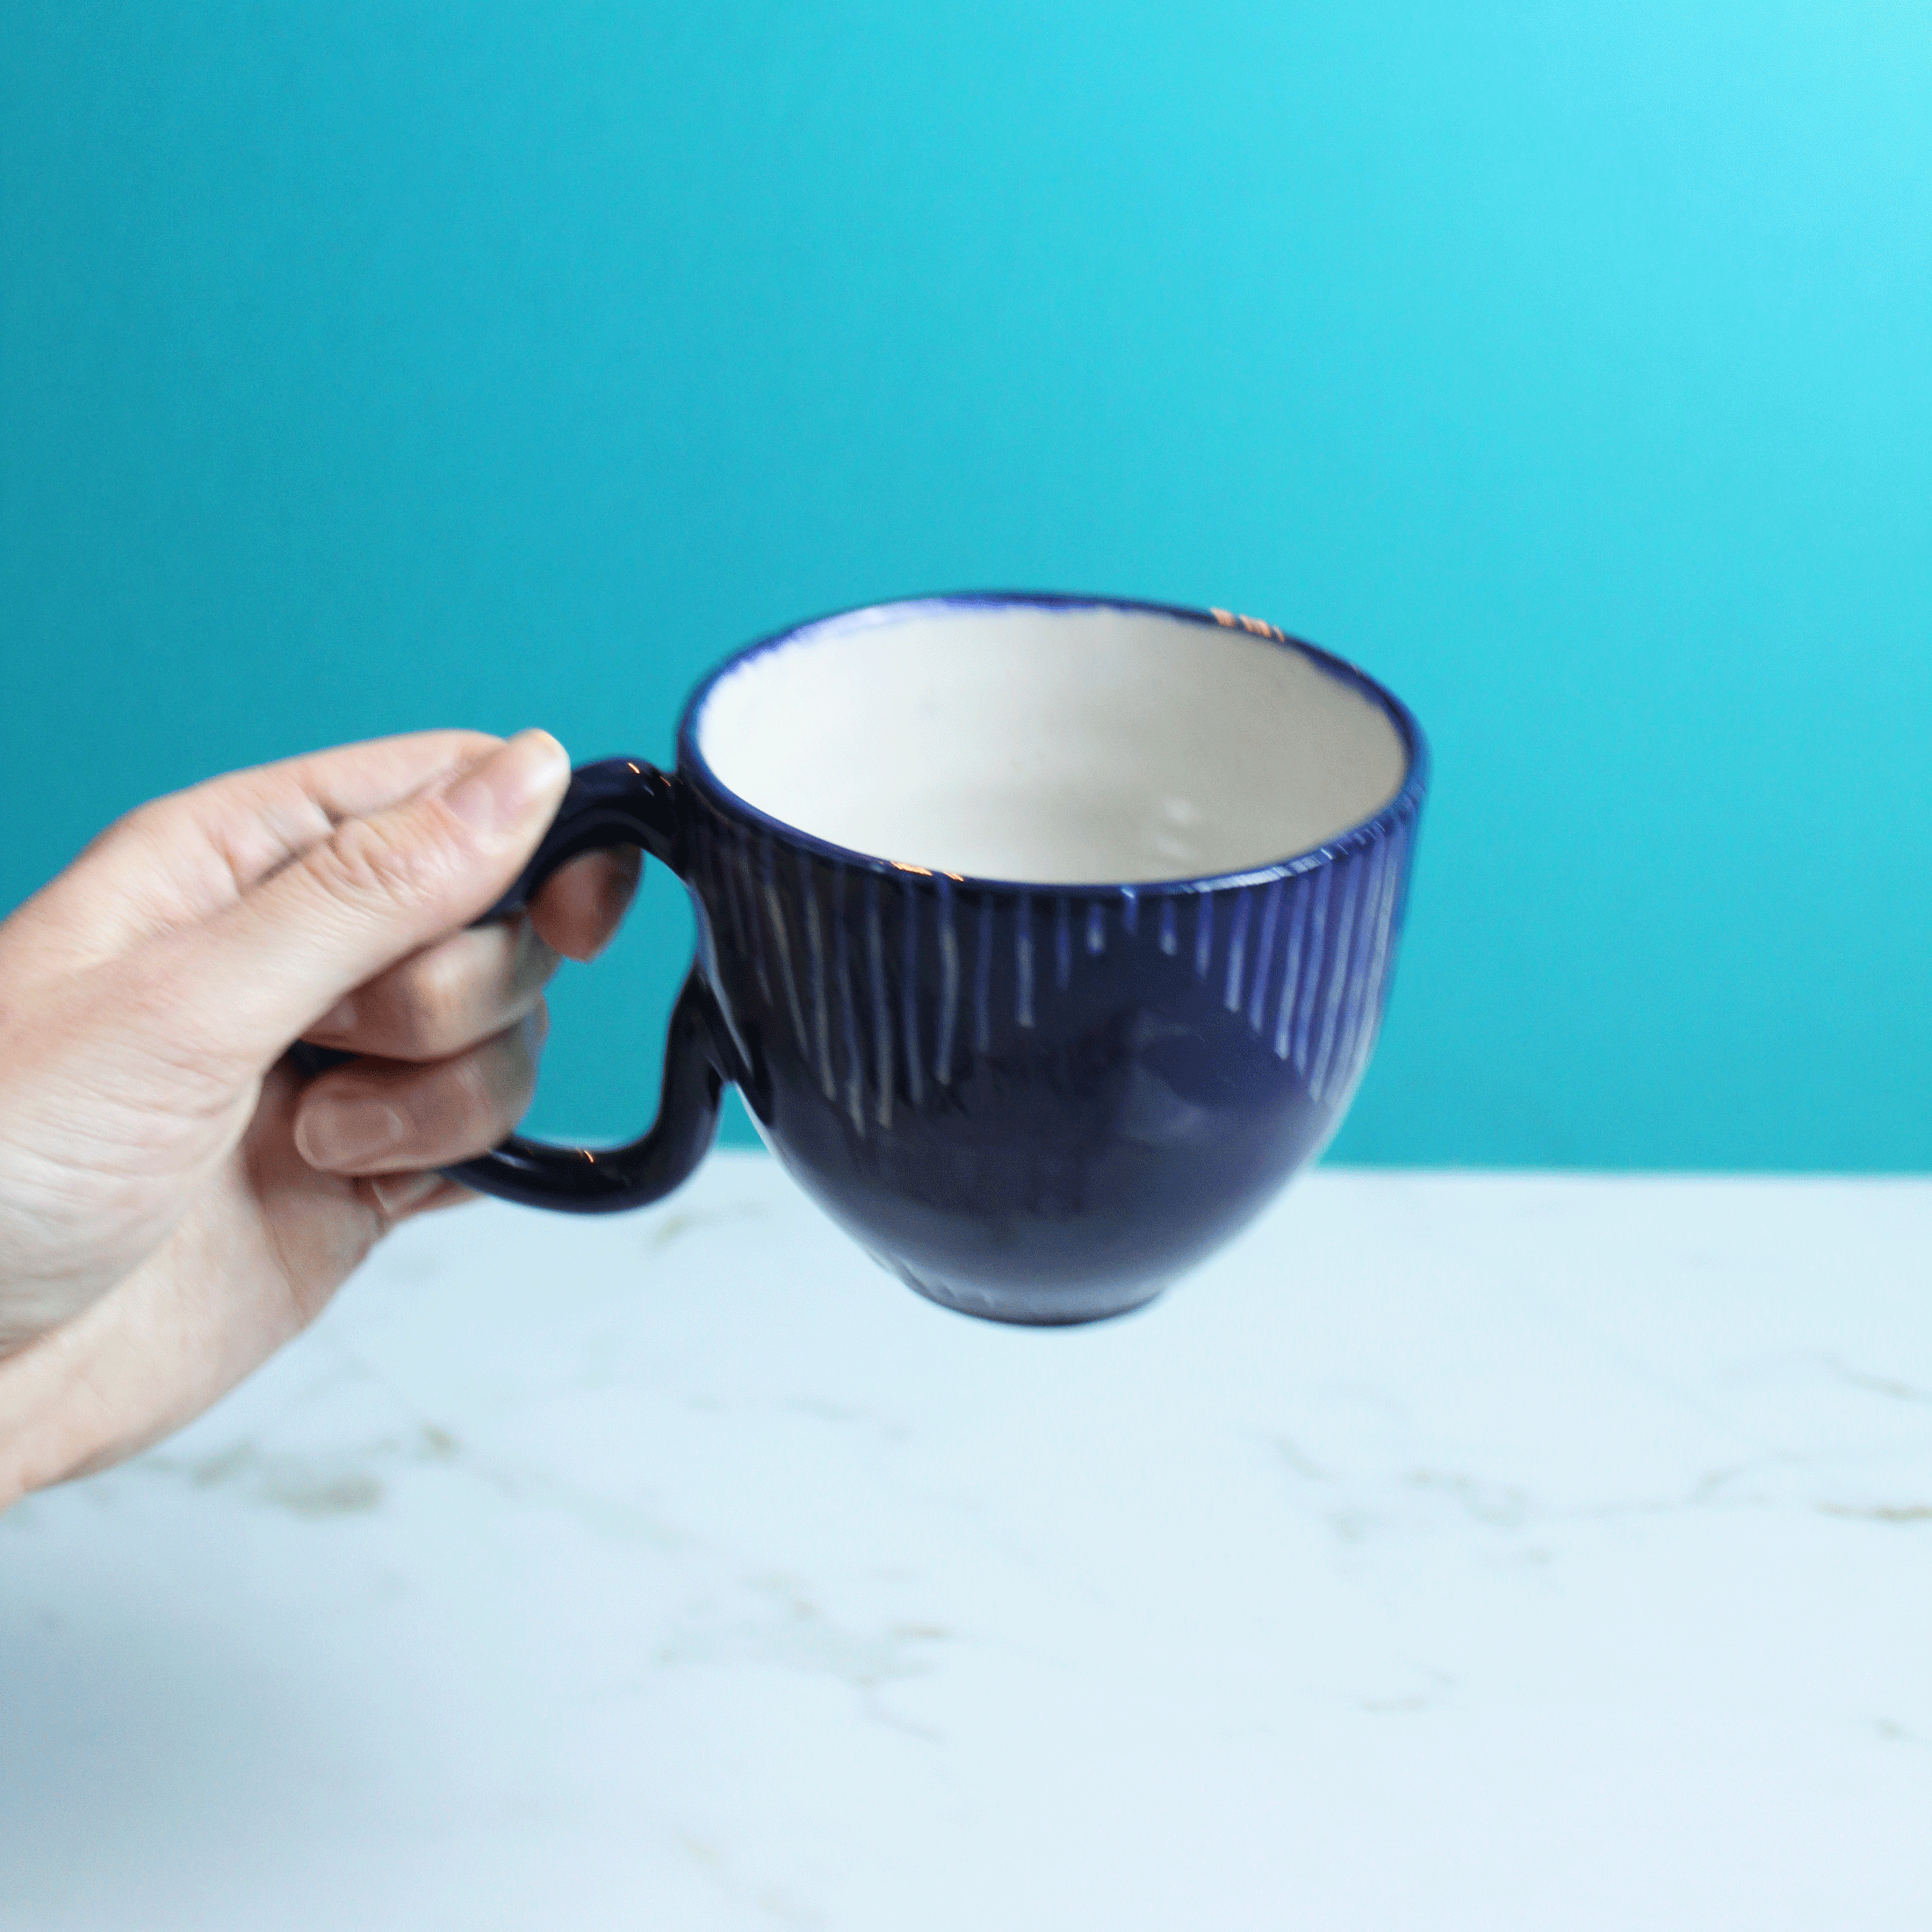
xmin=883 ymin=1258 xmax=1169 ymax=1328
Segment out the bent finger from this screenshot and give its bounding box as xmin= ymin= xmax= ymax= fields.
xmin=180 ymin=730 xmax=570 ymax=1071
xmin=302 ymin=915 xmax=558 ymax=1062
xmin=292 ymin=1011 xmax=545 ymax=1177
xmin=12 ymin=731 xmax=508 ymax=977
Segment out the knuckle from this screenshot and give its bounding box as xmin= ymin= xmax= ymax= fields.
xmin=423 ymin=1071 xmax=497 ymax=1161
xmin=399 ymin=941 xmax=477 ymax=1049
xmin=307 ymin=816 xmax=442 ymax=916
xmin=466 ymin=1029 xmax=539 ymax=1135
xmin=97 ymin=794 xmax=192 ymax=872
xmin=445 ymin=1047 xmax=508 ymax=1139
xmin=505 ymin=1029 xmax=542 ymax=1114
xmin=115 ymin=796 xmax=172 ymax=843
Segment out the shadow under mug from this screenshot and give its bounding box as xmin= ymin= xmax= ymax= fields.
xmin=341 ymin=595 xmax=1426 ymax=1326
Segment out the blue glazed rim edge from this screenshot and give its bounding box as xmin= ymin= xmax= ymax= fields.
xmin=674 ymin=591 xmax=1431 ymax=898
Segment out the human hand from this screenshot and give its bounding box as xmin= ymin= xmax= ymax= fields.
xmin=0 ymin=730 xmax=635 ymax=1503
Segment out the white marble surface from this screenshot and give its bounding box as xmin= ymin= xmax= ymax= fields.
xmin=3 ymin=1157 xmax=1929 ymax=1929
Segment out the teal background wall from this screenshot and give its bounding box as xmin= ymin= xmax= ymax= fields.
xmin=4 ymin=3 xmax=1928 ymax=1170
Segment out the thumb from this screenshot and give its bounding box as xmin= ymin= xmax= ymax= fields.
xmin=172 ymin=729 xmax=572 ymax=1071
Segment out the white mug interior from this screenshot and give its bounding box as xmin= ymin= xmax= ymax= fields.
xmin=695 ymin=600 xmax=1409 ymax=885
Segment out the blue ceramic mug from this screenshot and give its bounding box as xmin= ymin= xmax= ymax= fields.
xmin=441 ymin=594 xmax=1426 ymax=1325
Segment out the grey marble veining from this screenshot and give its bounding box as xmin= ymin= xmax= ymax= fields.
xmin=2 ymin=1161 xmax=1928 ymax=1929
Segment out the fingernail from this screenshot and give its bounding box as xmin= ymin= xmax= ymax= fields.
xmin=299 ymin=1098 xmax=410 ymax=1171
xmin=444 ymin=730 xmax=568 ymax=840
xmin=371 ymin=1171 xmax=443 ymax=1219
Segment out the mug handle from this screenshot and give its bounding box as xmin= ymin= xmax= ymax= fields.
xmin=290 ymin=757 xmax=729 ymax=1214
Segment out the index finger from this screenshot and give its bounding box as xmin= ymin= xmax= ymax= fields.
xmin=25 ymin=732 xmax=508 ymax=971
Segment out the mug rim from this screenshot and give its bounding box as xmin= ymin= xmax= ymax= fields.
xmin=677 ymin=590 xmax=1431 ymax=896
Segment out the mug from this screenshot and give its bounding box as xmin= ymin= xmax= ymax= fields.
xmin=437 ymin=594 xmax=1425 ymax=1325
